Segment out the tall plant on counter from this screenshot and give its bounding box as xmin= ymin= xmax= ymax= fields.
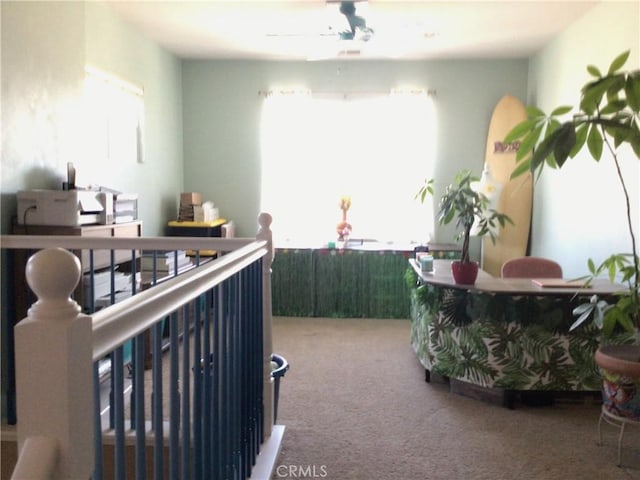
xmin=416 ymin=170 xmax=512 ymax=284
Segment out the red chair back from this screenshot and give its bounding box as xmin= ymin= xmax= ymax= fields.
xmin=501 ymin=256 xmax=563 ymax=278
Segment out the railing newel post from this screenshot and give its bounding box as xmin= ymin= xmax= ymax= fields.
xmin=257 ymin=212 xmax=275 ymax=437
xmin=13 ymin=247 xmax=94 ymax=480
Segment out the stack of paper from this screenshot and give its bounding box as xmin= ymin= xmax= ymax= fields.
xmin=141 ymin=250 xmax=193 ymax=276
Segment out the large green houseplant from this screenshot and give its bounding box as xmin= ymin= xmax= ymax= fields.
xmin=504 ymin=50 xmax=640 ymax=421
xmin=416 ymin=170 xmax=511 ymax=284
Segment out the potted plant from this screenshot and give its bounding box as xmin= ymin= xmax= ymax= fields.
xmin=416 ymin=170 xmax=512 ymax=284
xmin=504 ymin=50 xmax=640 ymax=421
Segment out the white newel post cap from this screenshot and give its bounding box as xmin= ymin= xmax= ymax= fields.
xmin=26 ymin=247 xmax=81 ymax=319
xmin=257 ymin=211 xmax=274 ymax=264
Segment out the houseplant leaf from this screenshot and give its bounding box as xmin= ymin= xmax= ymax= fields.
xmin=587 ymin=65 xmax=602 ymax=78
xmin=625 ymin=73 xmax=640 ymax=112
xmin=608 ymin=50 xmax=630 ymax=74
xmin=586 ymin=124 xmax=603 ymax=160
xmin=569 ymin=123 xmax=588 ymax=158
xmin=553 ymin=123 xmax=576 ymax=167
xmin=504 ymin=118 xmax=539 ymax=144
xmin=515 ymin=124 xmax=544 ymax=161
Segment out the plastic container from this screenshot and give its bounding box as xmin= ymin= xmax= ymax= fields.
xmin=271 ymin=353 xmax=289 ymax=422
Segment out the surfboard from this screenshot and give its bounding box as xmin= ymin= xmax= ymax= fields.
xmin=481 ymin=95 xmax=533 ymax=277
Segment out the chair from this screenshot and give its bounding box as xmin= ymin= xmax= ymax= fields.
xmin=500 ymin=256 xmax=564 ymax=408
xmin=501 ymin=256 xmax=563 ymax=279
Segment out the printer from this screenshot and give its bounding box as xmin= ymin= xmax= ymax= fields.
xmin=17 ymin=189 xmax=112 ymax=226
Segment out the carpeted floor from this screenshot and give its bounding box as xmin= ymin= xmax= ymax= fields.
xmin=271 ymin=316 xmax=640 ymax=480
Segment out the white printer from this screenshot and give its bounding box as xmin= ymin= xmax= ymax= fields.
xmin=17 ymin=189 xmax=112 ymax=226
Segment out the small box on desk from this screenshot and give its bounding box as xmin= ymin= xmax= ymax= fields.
xmin=180 ymin=192 xmax=202 ymax=205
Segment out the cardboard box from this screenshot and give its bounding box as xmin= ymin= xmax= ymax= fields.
xmin=180 ymin=192 xmax=202 ymax=206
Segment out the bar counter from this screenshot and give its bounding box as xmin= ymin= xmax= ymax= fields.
xmin=410 ymin=258 xmax=624 ymax=296
xmin=407 ymin=259 xmax=629 ymax=407
xmin=271 ymin=242 xmax=460 ymax=318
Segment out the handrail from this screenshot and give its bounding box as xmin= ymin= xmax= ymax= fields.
xmin=92 ymin=239 xmax=268 ymax=360
xmin=1 ymin=234 xmax=269 ymax=361
xmin=0 ymin=234 xmax=253 ymax=251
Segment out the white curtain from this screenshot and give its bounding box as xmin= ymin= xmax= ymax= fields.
xmin=260 ymin=91 xmax=435 ymax=246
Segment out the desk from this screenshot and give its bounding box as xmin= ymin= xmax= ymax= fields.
xmin=166 ymin=219 xmax=228 ymax=257
xmin=411 ymin=259 xmax=623 ymax=295
xmin=408 ymin=259 xmax=628 ymax=406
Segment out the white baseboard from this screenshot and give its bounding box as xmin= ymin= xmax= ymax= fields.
xmin=249 ymin=424 xmax=285 ymax=480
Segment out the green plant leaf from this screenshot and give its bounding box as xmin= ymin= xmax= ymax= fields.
xmin=530 ymin=129 xmax=560 ymax=170
xmin=586 ymin=124 xmax=603 ymax=160
xmin=625 ymin=73 xmax=640 ymax=112
xmin=510 ymin=157 xmax=532 ymax=179
xmin=630 ymin=124 xmax=640 ymax=158
xmin=553 ymin=123 xmax=576 ymax=167
xmin=608 ymin=50 xmax=630 ymax=74
xmin=600 ymin=99 xmax=627 ymax=115
xmin=618 ymin=314 xmax=636 ymax=332
xmin=587 ymin=65 xmax=602 ymax=78
xmin=550 ymin=105 xmax=573 ymax=116
xmin=607 ymin=260 xmax=617 ymax=282
xmin=569 ymin=123 xmax=588 ymax=158
xmin=415 ymin=178 xmax=434 ymax=203
xmin=525 ymin=105 xmax=546 ymax=118
xmin=545 ymin=154 xmax=559 ymax=169
xmin=547 ymin=118 xmax=561 ymax=135
xmin=581 ymin=76 xmax=624 ymax=114
xmin=442 ymin=209 xmax=455 ymax=225
xmin=602 ymin=316 xmax=615 ymax=338
xmin=601 ymin=120 xmax=633 ymax=147
xmin=515 ymin=125 xmax=543 ymax=161
xmin=504 ymin=118 xmax=539 ymax=143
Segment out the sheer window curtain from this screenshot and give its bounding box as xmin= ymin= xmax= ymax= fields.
xmin=260 ymin=91 xmax=435 ymax=246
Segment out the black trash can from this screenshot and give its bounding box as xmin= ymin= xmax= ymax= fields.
xmin=271 ymin=353 xmax=289 ymax=423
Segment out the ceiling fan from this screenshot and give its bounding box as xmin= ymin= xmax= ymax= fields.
xmin=332 ymin=0 xmax=374 ymax=42
xmin=265 ymin=1 xmax=376 ymax=59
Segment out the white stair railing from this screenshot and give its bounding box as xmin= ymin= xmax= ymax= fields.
xmin=5 ymin=212 xmax=278 ymax=480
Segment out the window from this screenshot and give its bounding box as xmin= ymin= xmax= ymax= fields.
xmin=260 ymin=90 xmax=435 ymax=246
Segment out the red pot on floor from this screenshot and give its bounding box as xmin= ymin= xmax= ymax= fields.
xmin=595 ymin=345 xmax=640 ymax=420
xmin=451 ymin=261 xmax=479 ymax=285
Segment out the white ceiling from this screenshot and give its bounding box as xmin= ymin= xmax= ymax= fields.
xmin=103 ymin=1 xmax=600 ymax=61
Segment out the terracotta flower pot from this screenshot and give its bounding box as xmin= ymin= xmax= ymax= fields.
xmin=451 ymin=261 xmax=479 ymax=285
xmin=595 ymin=345 xmax=640 ymax=420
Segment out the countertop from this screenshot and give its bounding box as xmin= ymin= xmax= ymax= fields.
xmin=410 ymin=258 xmax=625 ymax=296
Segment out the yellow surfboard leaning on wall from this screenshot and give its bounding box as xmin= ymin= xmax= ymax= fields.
xmin=481 ymin=94 xmax=533 ymax=277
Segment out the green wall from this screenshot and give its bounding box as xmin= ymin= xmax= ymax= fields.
xmin=182 ymin=58 xmax=529 ymax=246
xmin=1 ymin=1 xmax=86 ymax=230
xmin=0 ymin=1 xmax=184 ymax=237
